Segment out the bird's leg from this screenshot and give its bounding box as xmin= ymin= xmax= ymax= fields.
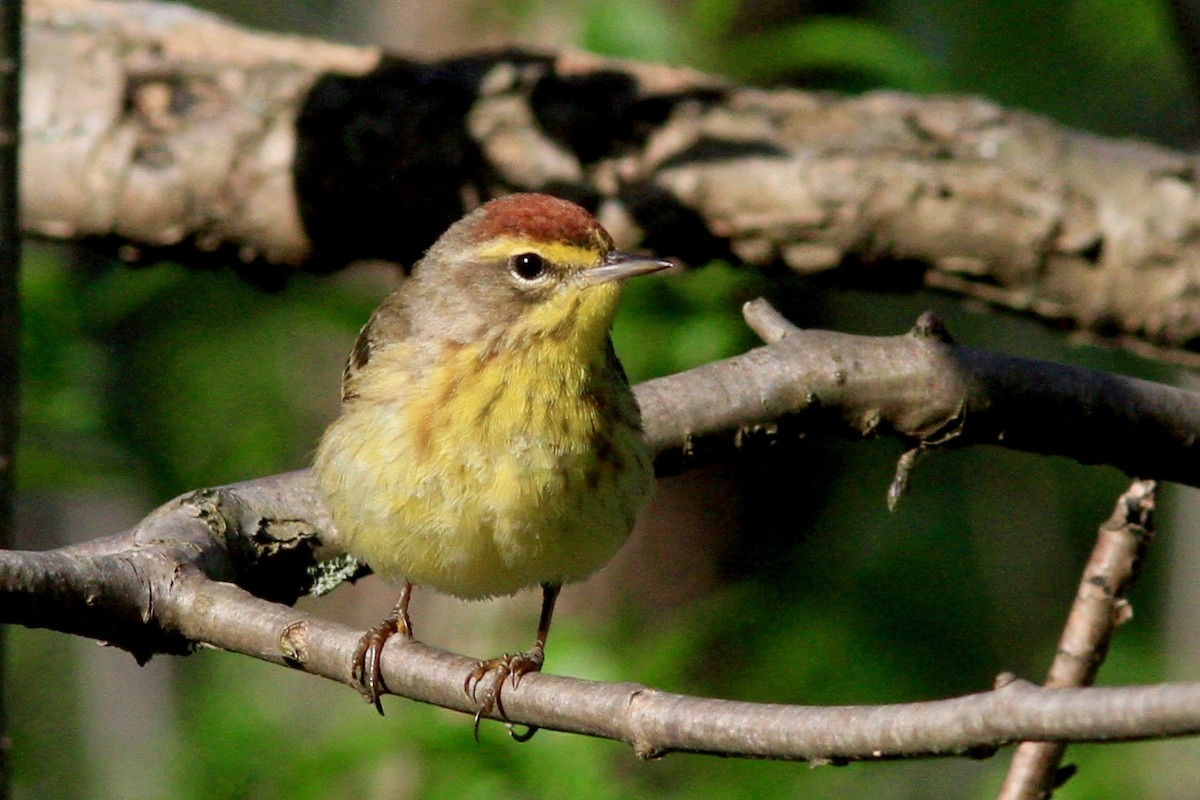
xmin=352 ymin=581 xmax=413 ymax=715
xmin=465 ymin=583 xmax=560 ymax=733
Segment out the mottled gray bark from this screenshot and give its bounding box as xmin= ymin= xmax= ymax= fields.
xmin=22 ymin=0 xmax=1200 ymax=358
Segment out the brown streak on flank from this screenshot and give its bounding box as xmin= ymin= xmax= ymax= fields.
xmin=475 ymin=380 xmax=505 ymax=427
xmin=411 ymin=403 xmax=435 ymax=460
xmin=557 ymin=404 xmax=574 ymax=438
xmin=473 ymin=194 xmax=613 ymax=253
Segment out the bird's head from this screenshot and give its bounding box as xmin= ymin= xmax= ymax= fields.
xmin=409 ymin=194 xmax=673 ymax=351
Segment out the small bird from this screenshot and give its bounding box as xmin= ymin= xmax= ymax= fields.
xmin=314 ymin=193 xmax=670 ymax=725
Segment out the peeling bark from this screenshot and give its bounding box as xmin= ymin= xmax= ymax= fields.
xmin=20 ymin=0 xmax=1200 ymax=355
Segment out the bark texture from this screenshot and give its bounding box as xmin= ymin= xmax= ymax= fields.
xmin=20 ymin=0 xmax=1200 ymax=354
xmin=997 ymin=480 xmax=1156 ymax=800
xmin=6 ymin=476 xmax=1200 ymax=763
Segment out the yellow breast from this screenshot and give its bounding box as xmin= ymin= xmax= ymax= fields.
xmin=314 ymin=288 xmax=654 ymax=599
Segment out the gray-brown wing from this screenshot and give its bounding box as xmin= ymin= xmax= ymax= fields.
xmin=341 ymin=293 xmax=413 ymax=403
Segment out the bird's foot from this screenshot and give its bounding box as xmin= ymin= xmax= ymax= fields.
xmin=351 ymin=613 xmax=412 ymax=715
xmin=464 ymin=647 xmax=544 ymax=740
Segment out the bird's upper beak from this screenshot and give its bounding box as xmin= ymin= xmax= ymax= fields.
xmin=584 ymin=251 xmax=675 ymax=285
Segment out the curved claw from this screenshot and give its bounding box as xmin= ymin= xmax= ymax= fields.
xmin=472 ymin=706 xmax=486 ymax=743
xmin=465 ymin=584 xmax=558 ymax=742
xmin=463 ymin=649 xmax=544 ymax=736
xmin=464 ymin=652 xmax=509 ymax=702
xmin=507 ymin=723 xmax=540 ymax=743
xmin=351 ymin=613 xmax=413 ymax=715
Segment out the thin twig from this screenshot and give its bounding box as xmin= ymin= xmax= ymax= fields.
xmin=742 ymin=298 xmax=797 ymax=343
xmin=996 ymin=480 xmax=1157 ymax=800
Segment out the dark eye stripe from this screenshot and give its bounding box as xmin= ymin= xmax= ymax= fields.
xmin=511 ymin=252 xmax=546 ymax=281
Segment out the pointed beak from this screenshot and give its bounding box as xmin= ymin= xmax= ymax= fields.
xmin=584 ymin=251 xmax=675 ymax=285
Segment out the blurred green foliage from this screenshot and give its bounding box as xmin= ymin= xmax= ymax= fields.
xmin=583 ymin=2 xmax=943 ymax=91
xmin=13 ymin=0 xmax=1200 ymax=798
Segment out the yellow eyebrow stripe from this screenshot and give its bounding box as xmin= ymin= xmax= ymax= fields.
xmin=476 ymin=237 xmax=602 ymax=268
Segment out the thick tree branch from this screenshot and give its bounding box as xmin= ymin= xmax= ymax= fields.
xmin=7 ymin=497 xmax=1200 ymax=762
xmin=21 ymin=0 xmax=1200 ymax=353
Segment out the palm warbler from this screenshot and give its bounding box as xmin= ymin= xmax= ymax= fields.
xmin=314 ymin=193 xmax=671 ymax=720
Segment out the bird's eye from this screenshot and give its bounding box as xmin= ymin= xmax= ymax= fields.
xmin=510 ymin=252 xmax=546 ymax=281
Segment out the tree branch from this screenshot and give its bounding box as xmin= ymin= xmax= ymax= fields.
xmin=647 ymin=301 xmax=1200 ymax=488
xmin=4 ymin=306 xmax=1200 ymax=758
xmin=22 ymin=0 xmax=1200 ymax=354
xmin=15 ymin=0 xmax=1200 ymax=774
xmin=8 ymin=301 xmax=1200 ymax=622
xmin=8 ymin=496 xmax=1200 ymax=762
xmin=997 ymin=480 xmax=1156 ymax=800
